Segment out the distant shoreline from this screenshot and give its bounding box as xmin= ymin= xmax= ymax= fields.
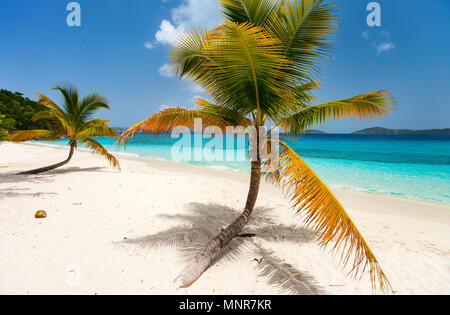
xmin=351 ymin=127 xmax=450 ymax=135
xmin=112 ymin=127 xmax=450 ymax=135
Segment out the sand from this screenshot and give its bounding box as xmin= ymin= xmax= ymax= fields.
xmin=0 ymin=142 xmax=449 ymax=295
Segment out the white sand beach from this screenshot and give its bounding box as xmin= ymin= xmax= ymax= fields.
xmin=0 ymin=142 xmax=449 ymax=295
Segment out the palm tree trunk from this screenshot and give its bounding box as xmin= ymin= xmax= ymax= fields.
xmin=174 ymin=158 xmax=262 ymax=288
xmin=17 ymin=143 xmax=75 ymax=175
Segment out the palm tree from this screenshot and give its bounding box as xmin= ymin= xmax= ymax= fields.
xmin=118 ymin=0 xmax=394 ymax=292
xmin=11 ymin=84 xmax=120 ymax=174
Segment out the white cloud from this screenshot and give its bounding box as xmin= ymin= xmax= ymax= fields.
xmin=375 ymin=42 xmax=395 ymax=54
xmin=143 ymin=41 xmax=154 ymax=49
xmin=362 ymin=29 xmax=395 ymax=55
xmin=155 ymin=20 xmax=185 ymax=45
xmin=155 ymin=0 xmax=220 ymax=45
xmin=158 ymin=63 xmax=176 ymax=78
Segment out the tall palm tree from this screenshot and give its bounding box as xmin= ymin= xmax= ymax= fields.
xmin=11 ymin=84 xmax=120 ymax=174
xmin=118 ymin=0 xmax=394 ymax=292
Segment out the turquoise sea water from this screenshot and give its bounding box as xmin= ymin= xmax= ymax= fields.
xmin=36 ymin=134 xmax=450 ymax=204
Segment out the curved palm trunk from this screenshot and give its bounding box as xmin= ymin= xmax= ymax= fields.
xmin=174 ymin=159 xmax=262 ymax=288
xmin=17 ymin=144 xmax=75 ymax=175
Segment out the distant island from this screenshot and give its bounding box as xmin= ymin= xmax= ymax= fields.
xmin=305 ymin=129 xmax=327 ymax=134
xmin=352 ymin=127 xmax=450 ymax=135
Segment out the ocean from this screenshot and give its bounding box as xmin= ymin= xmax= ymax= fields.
xmin=36 ymin=134 xmax=450 ymax=205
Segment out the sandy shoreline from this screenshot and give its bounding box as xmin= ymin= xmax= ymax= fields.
xmin=0 ymin=142 xmax=449 ymax=295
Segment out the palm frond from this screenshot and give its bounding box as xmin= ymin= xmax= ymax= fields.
xmin=266 ymin=0 xmax=338 ymax=80
xmin=278 ymin=90 xmax=394 ymax=137
xmin=116 ymin=107 xmax=235 ymax=147
xmin=36 ymin=92 xmax=65 ymax=114
xmin=81 ymin=138 xmax=120 ymax=170
xmin=9 ymin=130 xmax=58 ymax=142
xmin=31 ymin=110 xmax=71 ymax=134
xmin=171 ymin=27 xmax=213 ymax=80
xmin=273 ymin=141 xmax=392 ymax=292
xmin=53 ymin=84 xmax=79 ymax=115
xmin=77 ymin=93 xmax=110 ymax=122
xmin=196 ymin=98 xmax=251 ymax=126
xmin=77 ymin=119 xmax=117 ymax=139
xmin=173 ymin=21 xmax=297 ymax=122
xmin=220 ymin=0 xmax=280 ymax=26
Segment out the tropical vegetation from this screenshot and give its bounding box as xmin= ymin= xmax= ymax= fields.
xmin=117 ymin=0 xmax=394 ymax=292
xmin=11 ymin=84 xmax=120 ymax=174
xmin=0 ymin=114 xmax=9 ymax=141
xmin=0 ymin=89 xmax=51 ymax=131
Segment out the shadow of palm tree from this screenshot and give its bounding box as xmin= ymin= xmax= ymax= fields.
xmin=41 ymin=166 xmax=108 ymax=175
xmin=0 ymin=172 xmax=54 ymax=184
xmin=0 ymin=171 xmax=57 ymax=199
xmin=117 ymin=202 xmax=324 ymax=295
xmin=0 ymin=187 xmax=57 ymax=199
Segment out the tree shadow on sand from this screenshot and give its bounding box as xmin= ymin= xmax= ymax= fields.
xmin=0 ymin=167 xmax=109 ymax=199
xmin=0 ymin=166 xmax=108 ymax=182
xmin=116 ymin=202 xmax=324 ymax=295
xmin=0 ymin=187 xmax=57 ymax=199
xmin=47 ymin=166 xmax=109 ymax=175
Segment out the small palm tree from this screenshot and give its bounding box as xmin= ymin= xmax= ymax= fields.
xmin=118 ymin=0 xmax=394 ymax=292
xmin=11 ymin=84 xmax=120 ymax=174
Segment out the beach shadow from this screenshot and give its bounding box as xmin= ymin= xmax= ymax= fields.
xmin=0 ymin=166 xmax=108 ymax=182
xmin=0 ymin=187 xmax=57 ymax=199
xmin=117 ymin=202 xmax=324 ymax=295
xmin=43 ymin=166 xmax=108 ymax=175
xmin=0 ymin=173 xmax=51 ymax=185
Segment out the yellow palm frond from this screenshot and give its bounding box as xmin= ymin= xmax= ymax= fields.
xmin=77 ymin=119 xmax=117 ymax=139
xmin=36 ymin=92 xmax=65 ymax=114
xmin=272 ymin=141 xmax=392 ymax=292
xmin=82 ymin=138 xmax=120 ymax=170
xmin=32 ymin=110 xmax=71 ymax=134
xmin=278 ymin=90 xmax=394 ymax=137
xmin=9 ymin=130 xmax=58 ymax=142
xmin=196 ymin=98 xmax=251 ymax=126
xmin=116 ymin=107 xmax=234 ymax=147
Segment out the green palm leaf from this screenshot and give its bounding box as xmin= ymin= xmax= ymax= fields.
xmin=220 ymin=0 xmax=280 ymax=26
xmin=278 ymin=90 xmax=394 ymax=137
xmin=266 ymin=0 xmax=338 ymax=80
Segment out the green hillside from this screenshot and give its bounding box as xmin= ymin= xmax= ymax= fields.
xmin=0 ymin=89 xmax=51 ymax=132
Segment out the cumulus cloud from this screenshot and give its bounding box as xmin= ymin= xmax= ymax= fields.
xmin=155 ymin=0 xmax=220 ymax=45
xmin=155 ymin=20 xmax=186 ymax=45
xmin=158 ymin=63 xmax=176 ymax=78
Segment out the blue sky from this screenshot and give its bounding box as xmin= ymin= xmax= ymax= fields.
xmin=0 ymin=0 xmax=449 ymax=132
